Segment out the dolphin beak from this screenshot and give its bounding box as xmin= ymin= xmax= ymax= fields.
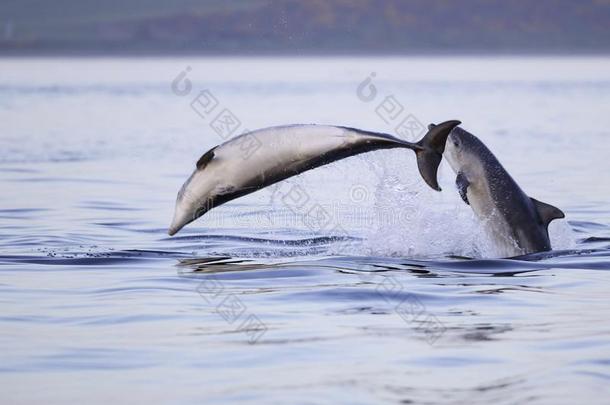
xmin=168 ymin=207 xmax=192 ymax=236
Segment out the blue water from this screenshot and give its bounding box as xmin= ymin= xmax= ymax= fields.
xmin=1 ymin=57 xmax=610 ymax=404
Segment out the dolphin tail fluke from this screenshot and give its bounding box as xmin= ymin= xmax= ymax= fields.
xmin=415 ymin=120 xmax=461 ymax=191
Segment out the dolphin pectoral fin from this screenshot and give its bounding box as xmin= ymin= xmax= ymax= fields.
xmin=531 ymin=198 xmax=565 ymax=227
xmin=456 ymin=172 xmax=470 ymax=205
xmin=415 ymin=120 xmax=461 ymax=191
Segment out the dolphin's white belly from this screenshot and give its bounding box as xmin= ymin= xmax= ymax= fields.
xmin=467 ymin=179 xmax=522 ymax=257
xmin=218 ymin=125 xmax=352 ymax=186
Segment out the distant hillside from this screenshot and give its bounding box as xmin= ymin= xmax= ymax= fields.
xmin=1 ymin=0 xmax=609 ymax=54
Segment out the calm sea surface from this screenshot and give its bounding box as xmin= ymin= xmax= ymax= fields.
xmin=1 ymin=57 xmax=610 ymax=404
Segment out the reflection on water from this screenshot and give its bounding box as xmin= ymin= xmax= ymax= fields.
xmin=1 ymin=57 xmax=610 ymax=403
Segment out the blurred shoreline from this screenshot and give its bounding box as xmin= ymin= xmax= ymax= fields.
xmin=2 ymin=50 xmax=610 ymax=58
xmin=2 ymin=0 xmax=609 ymax=58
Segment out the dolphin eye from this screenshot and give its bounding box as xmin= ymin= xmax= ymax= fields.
xmin=453 ymin=140 xmax=459 ymax=147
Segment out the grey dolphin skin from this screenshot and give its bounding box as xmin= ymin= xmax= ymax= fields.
xmin=169 ymin=121 xmax=460 ymax=235
xmin=442 ymin=125 xmax=565 ymax=257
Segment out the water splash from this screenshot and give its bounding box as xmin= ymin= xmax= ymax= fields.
xmin=329 ymin=151 xmax=575 ymax=259
xmin=549 ymin=220 xmax=577 ymax=250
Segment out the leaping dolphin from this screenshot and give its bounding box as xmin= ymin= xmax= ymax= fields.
xmin=168 ymin=121 xmax=460 ymax=235
xmin=441 ymin=124 xmax=565 ymax=257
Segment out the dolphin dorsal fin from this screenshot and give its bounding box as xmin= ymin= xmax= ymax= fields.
xmin=531 ymin=198 xmax=565 ymax=227
xmin=196 ymin=147 xmax=216 ymax=170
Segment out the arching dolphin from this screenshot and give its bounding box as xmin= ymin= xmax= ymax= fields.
xmin=441 ymin=125 xmax=565 ymax=257
xmin=168 ymin=121 xmax=460 ymax=235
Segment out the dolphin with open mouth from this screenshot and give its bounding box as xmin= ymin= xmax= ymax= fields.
xmin=441 ymin=124 xmax=565 ymax=257
xmin=168 ymin=121 xmax=460 ymax=235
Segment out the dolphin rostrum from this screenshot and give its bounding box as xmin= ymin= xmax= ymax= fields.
xmin=441 ymin=124 xmax=565 ymax=257
xmin=169 ymin=121 xmax=460 ymax=235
